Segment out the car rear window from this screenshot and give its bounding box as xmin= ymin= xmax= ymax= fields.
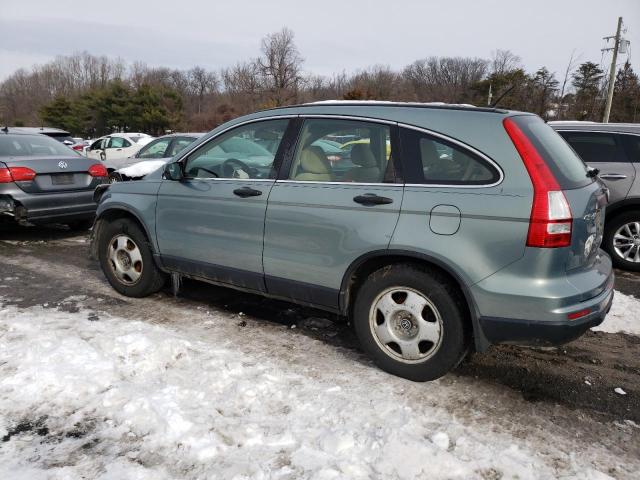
xmin=0 ymin=134 xmax=80 ymax=157
xmin=511 ymin=116 xmax=592 ymax=189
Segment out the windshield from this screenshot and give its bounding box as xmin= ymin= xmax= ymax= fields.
xmin=0 ymin=134 xmax=80 ymax=157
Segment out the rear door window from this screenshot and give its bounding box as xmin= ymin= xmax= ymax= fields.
xmin=558 ymin=131 xmax=624 ymax=164
xmin=511 ymin=116 xmax=592 ymax=189
xmin=107 ymin=137 xmax=131 ymax=149
xmin=400 ymin=128 xmax=499 ymax=185
xmin=620 ymin=134 xmax=640 ymax=163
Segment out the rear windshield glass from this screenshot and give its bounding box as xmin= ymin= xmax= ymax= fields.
xmin=512 ymin=116 xmax=592 ymax=189
xmin=0 ymin=134 xmax=80 ymax=157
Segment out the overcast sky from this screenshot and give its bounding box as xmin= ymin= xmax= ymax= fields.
xmin=1 ymin=0 xmax=639 ymax=83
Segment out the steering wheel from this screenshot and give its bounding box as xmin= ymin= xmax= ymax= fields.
xmin=222 ymin=158 xmax=253 ymax=178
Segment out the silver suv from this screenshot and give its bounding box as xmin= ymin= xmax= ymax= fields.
xmin=551 ymin=122 xmax=640 ymax=271
xmin=91 ymin=102 xmax=614 ymax=381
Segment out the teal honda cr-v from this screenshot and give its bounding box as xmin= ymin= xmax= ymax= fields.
xmin=91 ymin=101 xmax=614 ymax=381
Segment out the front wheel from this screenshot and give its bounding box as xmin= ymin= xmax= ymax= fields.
xmin=353 ymin=264 xmax=468 ymax=381
xmin=604 ymin=211 xmax=640 ymax=271
xmin=97 ymin=218 xmax=166 ymax=297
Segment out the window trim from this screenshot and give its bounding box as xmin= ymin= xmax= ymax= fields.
xmin=276 ymin=115 xmax=399 ymax=185
xmin=399 ymin=123 xmax=504 ymax=188
xmin=178 ymin=116 xmax=296 ymax=181
xmin=170 ymin=113 xmax=504 ymax=188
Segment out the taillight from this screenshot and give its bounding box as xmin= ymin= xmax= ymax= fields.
xmin=504 ymin=118 xmax=572 ymax=248
xmin=88 ymin=164 xmax=108 ymax=177
xmin=0 ymin=167 xmax=36 ymax=183
xmin=0 ymin=168 xmax=12 ymax=183
xmin=72 ymin=144 xmax=84 ymax=151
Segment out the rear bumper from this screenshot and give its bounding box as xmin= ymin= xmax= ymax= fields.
xmin=0 ymin=186 xmax=97 ymax=224
xmin=479 ymin=285 xmax=614 ymax=346
xmin=471 ymin=249 xmax=615 ymax=349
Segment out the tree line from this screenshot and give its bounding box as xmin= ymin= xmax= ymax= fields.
xmin=0 ymin=28 xmax=638 ymax=137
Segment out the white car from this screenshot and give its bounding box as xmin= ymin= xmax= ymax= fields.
xmin=86 ymin=133 xmax=154 ymax=164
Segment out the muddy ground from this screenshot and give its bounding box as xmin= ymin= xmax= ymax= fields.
xmin=0 ymin=223 xmax=638 ymax=427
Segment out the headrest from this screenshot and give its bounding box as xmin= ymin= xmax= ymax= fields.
xmin=420 ymin=139 xmax=439 ymax=166
xmin=351 ymin=144 xmax=377 ymax=167
xmin=300 ymin=146 xmax=332 ymax=174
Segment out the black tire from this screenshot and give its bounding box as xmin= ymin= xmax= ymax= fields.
xmin=67 ymin=219 xmax=94 ymax=231
xmin=97 ymin=217 xmax=166 ymax=297
xmin=604 ymin=211 xmax=640 ymax=271
xmin=353 ymin=264 xmax=468 ymax=381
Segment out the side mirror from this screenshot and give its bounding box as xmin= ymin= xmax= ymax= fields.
xmin=163 ymin=162 xmax=183 ymax=181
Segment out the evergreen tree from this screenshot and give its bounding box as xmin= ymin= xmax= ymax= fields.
xmin=610 ymin=61 xmax=640 ymax=122
xmin=571 ymin=62 xmax=604 ymax=120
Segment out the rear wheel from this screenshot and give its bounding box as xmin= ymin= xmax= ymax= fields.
xmin=604 ymin=211 xmax=640 ymax=271
xmin=353 ymin=264 xmax=468 ymax=381
xmin=97 ymin=218 xmax=166 ymax=297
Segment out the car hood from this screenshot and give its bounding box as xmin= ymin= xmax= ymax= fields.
xmin=117 ymin=158 xmax=171 ymax=178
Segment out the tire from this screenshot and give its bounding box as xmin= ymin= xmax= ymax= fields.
xmin=67 ymin=219 xmax=94 ymax=231
xmin=353 ymin=264 xmax=468 ymax=381
xmin=604 ymin=211 xmax=640 ymax=271
xmin=97 ymin=217 xmax=166 ymax=297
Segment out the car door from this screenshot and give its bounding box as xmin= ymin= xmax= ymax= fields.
xmin=87 ymin=138 xmax=106 ymax=161
xmin=262 ymin=117 xmax=404 ymax=309
xmin=156 ymin=118 xmax=293 ymax=292
xmin=558 ymin=131 xmax=635 ymax=205
xmin=104 ymin=137 xmax=132 ymax=161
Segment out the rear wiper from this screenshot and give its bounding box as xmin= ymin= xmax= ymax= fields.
xmin=586 ymin=168 xmax=600 ymax=178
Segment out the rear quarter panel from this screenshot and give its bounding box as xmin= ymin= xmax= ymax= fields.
xmin=390 ymin=111 xmax=534 ymax=286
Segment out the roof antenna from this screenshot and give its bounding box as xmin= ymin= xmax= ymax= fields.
xmin=1 ymin=126 xmax=8 ymax=134
xmin=491 ymin=84 xmax=516 ymax=108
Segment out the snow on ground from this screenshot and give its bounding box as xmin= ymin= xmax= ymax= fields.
xmin=0 ymin=300 xmax=632 ymax=480
xmin=593 ymin=290 xmax=640 ymax=335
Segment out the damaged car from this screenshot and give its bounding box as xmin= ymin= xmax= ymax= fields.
xmin=0 ymin=128 xmax=108 ymax=229
xmin=108 ymin=133 xmax=205 ymax=182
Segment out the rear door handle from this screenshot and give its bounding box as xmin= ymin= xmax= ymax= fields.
xmin=353 ymin=193 xmax=393 ymax=205
xmin=599 ymin=173 xmax=627 ymax=180
xmin=233 ymin=186 xmax=262 ymax=198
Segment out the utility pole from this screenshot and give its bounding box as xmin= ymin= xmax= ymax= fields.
xmin=603 ymin=16 xmax=623 ymax=123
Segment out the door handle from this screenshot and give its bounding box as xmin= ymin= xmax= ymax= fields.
xmin=233 ymin=187 xmax=262 ymax=198
xmin=353 ymin=193 xmax=393 ymax=205
xmin=599 ymin=173 xmax=627 ymax=180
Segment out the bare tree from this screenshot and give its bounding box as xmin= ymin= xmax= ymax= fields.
xmin=490 ymin=49 xmax=521 ymax=75
xmin=404 ymin=57 xmax=488 ymax=102
xmin=188 ymin=67 xmax=218 ymax=114
xmin=557 ymin=50 xmax=581 ymax=119
xmin=256 ymin=27 xmax=304 ymax=106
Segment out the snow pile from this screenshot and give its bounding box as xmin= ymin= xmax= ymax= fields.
xmin=118 ymin=159 xmax=167 ymax=178
xmin=593 ymin=290 xmax=640 ymax=335
xmin=0 ymin=302 xmax=628 ymax=479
